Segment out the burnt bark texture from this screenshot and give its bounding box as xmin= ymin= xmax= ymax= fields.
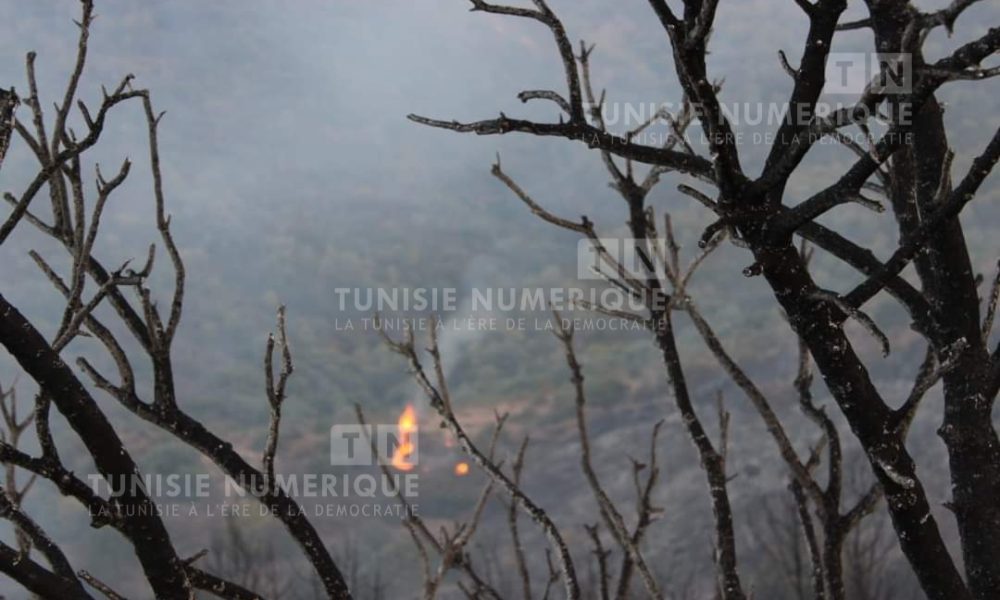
xmin=407 ymin=0 xmax=1000 ymax=599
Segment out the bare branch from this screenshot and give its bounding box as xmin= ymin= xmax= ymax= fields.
xmin=507 ymin=435 xmax=532 ymax=600
xmin=518 ymin=89 xmax=571 ymax=114
xmin=407 ymin=114 xmax=714 ymax=178
xmin=984 ymin=259 xmax=1000 ymax=344
xmin=355 ymin=403 xmax=504 ymax=600
xmin=778 ymin=49 xmax=798 ymax=78
xmin=263 ymin=305 xmax=293 ymax=486
xmin=0 ymin=89 xmax=17 ymax=172
xmin=380 ymin=324 xmax=582 ymax=599
xmin=469 ymin=0 xmax=584 ymax=122
xmin=552 ymin=312 xmax=664 ymax=599
xmin=0 ymin=541 xmax=91 ymax=600
xmin=811 ymin=289 xmax=891 ymax=357
xmin=681 ymin=299 xmax=825 ymax=504
xmin=140 ymin=93 xmax=185 ymax=342
xmin=0 ymin=487 xmax=82 ymax=588
xmin=921 ymin=0 xmax=985 ymax=35
xmin=1 ymin=73 xmax=143 ymax=246
xmin=845 ymin=126 xmax=1000 ymax=310
xmin=78 ymin=570 xmax=129 ymax=600
xmin=585 ymin=524 xmax=612 ymax=600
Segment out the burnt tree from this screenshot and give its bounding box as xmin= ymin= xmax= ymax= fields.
xmin=399 ymin=1 xmax=1000 ymax=599
xmin=0 ymin=2 xmax=353 ymax=598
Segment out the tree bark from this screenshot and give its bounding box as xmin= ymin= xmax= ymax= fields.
xmin=866 ymin=4 xmax=1000 ymax=596
xmin=752 ymin=244 xmax=971 ymax=600
xmin=0 ymin=294 xmax=193 ymax=600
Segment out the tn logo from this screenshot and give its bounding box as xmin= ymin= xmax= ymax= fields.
xmin=827 ymin=53 xmax=912 ymax=94
xmin=330 ymin=424 xmax=418 ymax=468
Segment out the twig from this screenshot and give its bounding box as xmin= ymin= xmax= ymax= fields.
xmin=263 ymin=305 xmax=293 ymax=486
xmin=78 ymin=569 xmax=130 ymax=600
xmin=380 ymin=325 xmax=582 ymax=599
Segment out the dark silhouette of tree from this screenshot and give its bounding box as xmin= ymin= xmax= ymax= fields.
xmin=389 ymin=1 xmax=1000 ymax=599
xmin=0 ymin=2 xmax=352 ymax=598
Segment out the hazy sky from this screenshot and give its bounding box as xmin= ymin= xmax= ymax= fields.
xmin=1 ymin=1 xmax=995 ymax=229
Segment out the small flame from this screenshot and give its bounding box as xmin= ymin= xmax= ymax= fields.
xmin=391 ymin=405 xmax=418 ymax=472
xmin=454 ymin=462 xmax=470 ymax=476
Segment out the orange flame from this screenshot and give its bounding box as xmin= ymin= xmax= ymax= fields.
xmin=454 ymin=462 xmax=470 ymax=476
xmin=391 ymin=404 xmax=417 ymax=471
